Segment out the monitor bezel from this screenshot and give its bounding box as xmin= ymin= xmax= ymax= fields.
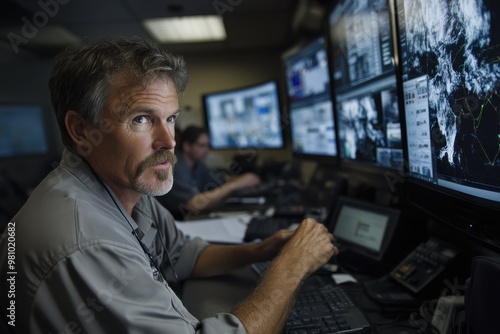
xmin=406 ymin=179 xmax=500 ymax=252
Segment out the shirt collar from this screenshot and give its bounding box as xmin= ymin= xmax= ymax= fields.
xmin=59 ymin=148 xmax=153 ymax=235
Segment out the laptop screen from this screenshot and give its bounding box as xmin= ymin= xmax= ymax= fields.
xmin=329 ymin=196 xmax=400 ymax=266
xmin=334 ymin=205 xmax=389 ymax=253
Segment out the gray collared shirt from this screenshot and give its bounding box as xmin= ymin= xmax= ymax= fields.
xmin=0 ymin=149 xmax=246 ymax=334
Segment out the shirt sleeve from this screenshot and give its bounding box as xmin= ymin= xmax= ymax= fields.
xmin=30 ymin=242 xmax=246 ymax=334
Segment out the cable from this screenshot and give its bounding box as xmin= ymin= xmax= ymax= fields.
xmin=156 ymin=229 xmax=180 ymax=283
xmin=92 ymin=168 xmax=180 ymax=285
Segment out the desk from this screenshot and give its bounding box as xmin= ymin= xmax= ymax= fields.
xmin=181 ymin=266 xmax=258 ymax=319
xmin=181 ymin=266 xmax=430 ymax=334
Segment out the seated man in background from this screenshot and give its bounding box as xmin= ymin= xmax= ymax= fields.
xmin=0 ymin=36 xmax=337 ymax=334
xmin=158 ymin=125 xmax=261 ymax=220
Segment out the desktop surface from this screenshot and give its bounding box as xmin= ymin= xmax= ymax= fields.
xmin=179 ymin=174 xmax=477 ymax=333
xmin=179 ymin=213 xmax=474 ymax=333
xmin=181 ymin=265 xmax=429 ymax=334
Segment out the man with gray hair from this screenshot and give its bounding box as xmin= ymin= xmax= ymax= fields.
xmin=0 ymin=37 xmax=336 ymax=334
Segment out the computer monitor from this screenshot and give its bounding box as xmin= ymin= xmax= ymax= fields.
xmin=282 ymin=36 xmax=338 ymax=161
xmin=0 ymin=104 xmax=49 ymax=158
xmin=395 ymin=0 xmax=500 ymax=251
xmin=329 ymin=196 xmax=400 ymax=273
xmin=327 ymin=0 xmax=403 ymax=172
xmin=202 ymin=81 xmax=284 ymax=150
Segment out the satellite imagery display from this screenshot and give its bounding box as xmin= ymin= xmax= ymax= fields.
xmin=399 ymin=0 xmax=500 ymax=194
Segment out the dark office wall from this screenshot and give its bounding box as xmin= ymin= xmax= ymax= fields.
xmin=0 ymin=59 xmax=62 ymax=189
xmin=0 ymin=58 xmax=62 ymax=230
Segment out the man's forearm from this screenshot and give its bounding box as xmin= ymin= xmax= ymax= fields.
xmin=191 ymin=230 xmax=293 ymax=278
xmin=231 ymin=257 xmax=306 ymax=334
xmin=191 ymin=243 xmax=261 ymax=278
xmin=186 ymin=182 xmax=236 ymax=214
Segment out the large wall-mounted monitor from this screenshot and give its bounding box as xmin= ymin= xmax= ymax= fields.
xmin=396 ymin=0 xmax=500 ymax=250
xmin=0 ymin=104 xmax=49 ymax=158
xmin=202 ymin=81 xmax=284 ymax=150
xmin=328 ymin=0 xmax=403 ymax=171
xmin=282 ymin=36 xmax=338 ymax=162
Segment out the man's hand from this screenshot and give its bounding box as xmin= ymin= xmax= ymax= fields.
xmin=253 ymin=218 xmax=337 ymax=276
xmin=231 ymin=218 xmax=338 ymax=333
xmin=277 ymin=218 xmax=337 ymax=277
xmin=253 ymin=229 xmax=295 ymax=261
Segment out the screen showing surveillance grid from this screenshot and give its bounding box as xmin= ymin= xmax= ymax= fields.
xmin=203 ymin=81 xmax=284 ymax=150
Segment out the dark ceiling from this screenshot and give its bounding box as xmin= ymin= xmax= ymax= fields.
xmin=0 ymin=0 xmax=328 ymax=59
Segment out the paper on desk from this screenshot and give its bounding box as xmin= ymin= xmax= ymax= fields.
xmin=331 ymin=273 xmax=358 ymax=284
xmin=175 ymin=213 xmax=252 ymax=244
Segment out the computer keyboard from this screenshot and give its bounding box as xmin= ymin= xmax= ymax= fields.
xmin=251 ymin=262 xmax=371 ymax=333
xmin=285 ymin=276 xmax=371 ymax=334
xmin=251 ymin=260 xmax=273 ymax=276
xmin=243 ymin=216 xmax=291 ymax=242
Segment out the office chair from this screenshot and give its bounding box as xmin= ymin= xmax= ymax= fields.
xmin=464 ymin=255 xmax=500 ymax=334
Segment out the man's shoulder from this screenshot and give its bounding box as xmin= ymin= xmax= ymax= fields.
xmin=13 ymin=168 xmax=135 ymax=251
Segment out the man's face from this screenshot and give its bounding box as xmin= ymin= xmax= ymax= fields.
xmin=84 ymin=77 xmax=180 ymax=199
xmin=186 ymin=133 xmax=210 ymax=164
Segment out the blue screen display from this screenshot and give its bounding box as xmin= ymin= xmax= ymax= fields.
xmin=0 ymin=104 xmax=49 ymax=158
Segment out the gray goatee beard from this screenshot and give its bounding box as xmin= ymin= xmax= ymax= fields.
xmin=134 ymin=150 xmax=177 ymax=196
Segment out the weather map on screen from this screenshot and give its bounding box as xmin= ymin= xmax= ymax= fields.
xmin=397 ymin=0 xmax=500 ymax=201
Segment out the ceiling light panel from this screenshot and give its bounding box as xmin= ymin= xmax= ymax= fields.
xmin=144 ymin=15 xmax=226 ymax=43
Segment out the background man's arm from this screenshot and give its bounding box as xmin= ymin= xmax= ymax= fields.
xmin=185 ymin=173 xmax=260 ymax=214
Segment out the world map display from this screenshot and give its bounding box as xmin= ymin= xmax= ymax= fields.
xmin=399 ymin=0 xmax=500 ymax=193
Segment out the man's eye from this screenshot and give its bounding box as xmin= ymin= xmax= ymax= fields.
xmin=133 ymin=116 xmax=150 ymax=124
xmin=167 ymin=115 xmax=177 ymax=123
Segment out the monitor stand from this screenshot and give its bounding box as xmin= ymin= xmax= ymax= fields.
xmin=363 ymin=275 xmax=422 ymax=307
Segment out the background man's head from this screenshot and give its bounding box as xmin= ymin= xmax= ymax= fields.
xmin=181 ymin=125 xmax=210 ymax=163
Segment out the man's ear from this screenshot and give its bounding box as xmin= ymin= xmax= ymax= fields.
xmin=65 ymin=110 xmax=89 ymax=150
